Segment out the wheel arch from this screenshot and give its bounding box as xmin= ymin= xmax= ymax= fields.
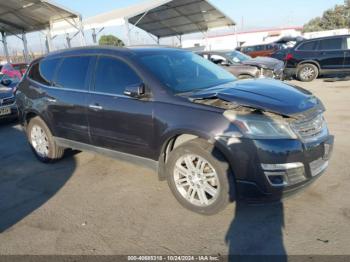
xmin=157 ymin=130 xmax=233 ymax=181
xmin=298 ymin=60 xmax=321 ymax=71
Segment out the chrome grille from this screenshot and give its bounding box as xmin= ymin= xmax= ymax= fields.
xmin=291 ymin=114 xmax=328 ymax=142
xmin=0 ymin=96 xmax=15 ymax=106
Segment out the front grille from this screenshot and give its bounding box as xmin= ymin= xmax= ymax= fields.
xmin=0 ymin=96 xmax=15 ymax=106
xmin=291 ymin=114 xmax=328 ymax=142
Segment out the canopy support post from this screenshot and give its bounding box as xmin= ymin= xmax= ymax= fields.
xmin=66 ymin=33 xmax=71 ymax=48
xmin=125 ymin=19 xmax=131 ymax=46
xmin=45 ymin=28 xmax=53 ymax=53
xmin=92 ymin=28 xmax=97 ymax=44
xmin=1 ymin=32 xmax=10 ymax=63
xmin=78 ymin=16 xmax=86 ymax=46
xmin=22 ymin=32 xmax=30 ymax=63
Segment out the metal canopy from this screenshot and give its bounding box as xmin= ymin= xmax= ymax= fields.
xmin=0 ymin=0 xmax=80 ymax=35
xmin=128 ymin=0 xmax=235 ymax=38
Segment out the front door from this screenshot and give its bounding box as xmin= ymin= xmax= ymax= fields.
xmin=87 ymin=55 xmax=155 ymax=159
xmin=317 ymin=37 xmax=345 ymax=71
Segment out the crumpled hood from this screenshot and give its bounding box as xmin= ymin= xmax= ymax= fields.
xmin=0 ymin=86 xmax=14 ymax=99
xmin=187 ymin=79 xmax=324 ymax=117
xmin=242 ymin=57 xmax=284 ymax=71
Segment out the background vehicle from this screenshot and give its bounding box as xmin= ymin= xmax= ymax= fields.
xmin=16 ymin=47 xmax=333 ymax=215
xmin=12 ymin=63 xmax=28 ymax=76
xmin=0 ymin=63 xmax=22 ymax=80
xmin=197 ymin=50 xmax=285 ymax=79
xmin=239 ymin=43 xmax=281 ymax=58
xmin=0 ymin=73 xmax=18 ymax=120
xmin=272 ymin=35 xmax=350 ymax=82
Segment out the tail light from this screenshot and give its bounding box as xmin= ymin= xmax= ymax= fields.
xmin=285 ymin=53 xmax=293 ymax=61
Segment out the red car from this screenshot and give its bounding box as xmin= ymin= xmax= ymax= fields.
xmin=12 ymin=63 xmax=28 ymax=76
xmin=0 ymin=63 xmax=24 ymax=80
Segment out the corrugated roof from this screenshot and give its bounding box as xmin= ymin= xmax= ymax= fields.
xmin=0 ymin=0 xmax=80 ymax=35
xmin=84 ymin=0 xmax=235 ymax=38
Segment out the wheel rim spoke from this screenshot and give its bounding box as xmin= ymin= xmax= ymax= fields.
xmin=31 ymin=125 xmax=49 ymax=157
xmin=173 ymin=153 xmax=220 ymax=207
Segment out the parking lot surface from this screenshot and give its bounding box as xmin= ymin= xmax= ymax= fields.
xmin=0 ymin=79 xmax=350 ymax=255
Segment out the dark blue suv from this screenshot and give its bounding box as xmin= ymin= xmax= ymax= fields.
xmin=16 ymin=47 xmax=334 ymax=214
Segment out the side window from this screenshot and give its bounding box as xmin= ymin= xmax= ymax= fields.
xmin=94 ymin=56 xmax=141 ymax=95
xmin=298 ymin=41 xmax=317 ymax=51
xmin=318 ymin=38 xmax=343 ymax=50
xmin=28 ymin=62 xmax=45 ymax=84
xmin=346 ymin=37 xmax=350 ymax=49
xmin=54 ymin=56 xmax=91 ymax=90
xmin=39 ymin=58 xmax=61 ymax=85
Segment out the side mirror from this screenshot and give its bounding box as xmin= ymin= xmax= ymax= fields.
xmin=1 ymin=78 xmax=12 ymax=86
xmin=124 ymin=83 xmax=146 ymax=98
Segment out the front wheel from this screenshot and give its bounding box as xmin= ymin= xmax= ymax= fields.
xmin=166 ymin=139 xmax=234 ymax=215
xmin=297 ymin=63 xmax=319 ymax=82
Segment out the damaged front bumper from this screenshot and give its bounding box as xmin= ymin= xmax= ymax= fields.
xmin=217 ymin=134 xmax=334 ymax=202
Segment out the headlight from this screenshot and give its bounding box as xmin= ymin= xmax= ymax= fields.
xmin=224 ymin=112 xmax=297 ymax=139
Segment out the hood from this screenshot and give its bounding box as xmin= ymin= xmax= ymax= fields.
xmin=0 ymin=86 xmax=15 ymax=99
xmin=242 ymin=57 xmax=284 ymax=71
xmin=187 ymin=79 xmax=323 ymax=117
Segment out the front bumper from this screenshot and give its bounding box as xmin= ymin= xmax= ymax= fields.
xmin=219 ymin=135 xmax=334 ymax=202
xmin=0 ymin=103 xmax=18 ymax=120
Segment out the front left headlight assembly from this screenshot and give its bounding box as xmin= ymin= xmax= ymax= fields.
xmin=224 ymin=112 xmax=298 ymax=140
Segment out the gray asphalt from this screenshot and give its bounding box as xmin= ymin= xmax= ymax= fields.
xmin=0 ymin=79 xmax=349 ymax=255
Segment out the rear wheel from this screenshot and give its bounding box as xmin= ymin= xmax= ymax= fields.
xmin=26 ymin=117 xmax=65 ymax=163
xmin=166 ymin=139 xmax=234 ymax=215
xmin=297 ymin=63 xmax=318 ymax=82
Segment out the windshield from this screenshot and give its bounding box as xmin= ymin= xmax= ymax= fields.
xmin=225 ymin=51 xmax=251 ymax=63
xmin=138 ymin=51 xmax=236 ymax=94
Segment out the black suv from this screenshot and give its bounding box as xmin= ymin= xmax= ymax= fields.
xmin=16 ymin=47 xmax=334 ymax=214
xmin=273 ymin=35 xmax=350 ymax=81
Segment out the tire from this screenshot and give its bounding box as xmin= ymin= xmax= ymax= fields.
xmin=297 ymin=63 xmax=319 ymax=82
xmin=26 ymin=116 xmax=65 ymax=163
xmin=166 ymin=139 xmax=234 ymax=215
xmin=238 ymin=74 xmax=254 ymax=80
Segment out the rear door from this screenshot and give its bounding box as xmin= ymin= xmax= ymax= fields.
xmin=48 ymin=55 xmax=94 ymax=143
xmin=316 ymin=37 xmax=345 ymax=71
xmin=87 ymin=55 xmax=155 ymax=158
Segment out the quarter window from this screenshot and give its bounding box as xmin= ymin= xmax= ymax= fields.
xmin=54 ymin=56 xmax=91 ymax=90
xmin=94 ymin=56 xmax=141 ymax=95
xmin=318 ymin=38 xmax=343 ymax=50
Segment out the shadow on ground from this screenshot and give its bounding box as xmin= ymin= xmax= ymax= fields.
xmin=0 ymin=120 xmax=76 ymax=233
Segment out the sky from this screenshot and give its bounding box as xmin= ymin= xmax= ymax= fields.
xmin=0 ymin=0 xmax=346 ymax=56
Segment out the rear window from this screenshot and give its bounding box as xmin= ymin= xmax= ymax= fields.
xmin=298 ymin=41 xmax=317 ymax=51
xmin=54 ymin=56 xmax=91 ymax=90
xmin=318 ymin=38 xmax=343 ymax=50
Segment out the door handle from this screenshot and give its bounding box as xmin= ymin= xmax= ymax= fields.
xmin=89 ymin=104 xmax=103 ymax=110
xmin=46 ymin=97 xmax=57 ymax=103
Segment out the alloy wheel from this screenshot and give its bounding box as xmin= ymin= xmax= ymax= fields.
xmin=30 ymin=124 xmax=49 ymax=157
xmin=173 ymin=154 xmax=220 ymax=207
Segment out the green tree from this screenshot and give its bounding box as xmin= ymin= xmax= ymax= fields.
xmin=303 ymin=2 xmax=350 ymax=32
xmin=99 ymin=35 xmax=125 ymax=47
